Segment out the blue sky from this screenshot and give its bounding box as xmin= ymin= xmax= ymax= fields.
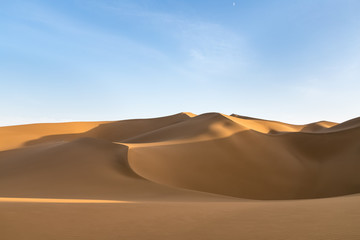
xmin=1 ymin=0 xmax=359 ymax=125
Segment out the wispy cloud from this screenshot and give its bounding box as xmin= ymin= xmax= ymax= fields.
xmin=97 ymin=1 xmax=250 ymax=82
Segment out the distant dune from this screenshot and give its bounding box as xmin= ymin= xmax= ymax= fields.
xmin=1 ymin=112 xmax=360 ymax=239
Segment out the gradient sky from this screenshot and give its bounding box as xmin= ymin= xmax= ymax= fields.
xmin=1 ymin=0 xmax=360 ymax=126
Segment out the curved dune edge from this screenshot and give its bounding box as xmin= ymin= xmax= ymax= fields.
xmin=1 ymin=112 xmax=360 ymax=201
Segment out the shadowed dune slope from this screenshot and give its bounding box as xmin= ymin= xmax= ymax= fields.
xmin=0 ymin=112 xmax=360 ymax=200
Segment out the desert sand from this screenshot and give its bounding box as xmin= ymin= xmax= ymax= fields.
xmin=1 ymin=112 xmax=359 ymax=239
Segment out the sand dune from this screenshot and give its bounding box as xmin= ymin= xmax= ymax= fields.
xmin=126 ymin=113 xmax=360 ymax=199
xmin=1 ymin=112 xmax=360 ymax=239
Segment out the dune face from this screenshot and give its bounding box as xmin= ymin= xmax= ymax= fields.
xmin=1 ymin=112 xmax=360 ymax=239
